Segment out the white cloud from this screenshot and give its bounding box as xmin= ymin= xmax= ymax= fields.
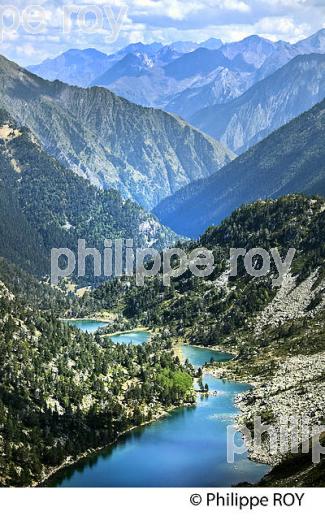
xmin=256 ymin=16 xmax=310 ymax=41
xmin=16 ymin=43 xmax=39 ymax=57
xmin=132 ymin=0 xmax=203 ymax=20
xmin=218 ymin=0 xmax=251 ymax=13
xmin=261 ymin=0 xmax=307 ymax=6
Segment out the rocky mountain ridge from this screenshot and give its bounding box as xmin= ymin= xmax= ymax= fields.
xmin=191 ymin=53 xmax=325 ymax=153
xmin=0 ymin=54 xmax=234 ymax=210
xmin=155 ymin=95 xmax=325 ymax=237
xmin=0 ymin=107 xmax=178 ymax=278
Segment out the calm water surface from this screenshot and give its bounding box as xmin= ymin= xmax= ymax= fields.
xmin=51 ymin=320 xmax=269 ymax=487
xmin=64 ymin=319 xmax=108 ymax=333
xmin=110 ymin=330 xmax=150 ymax=345
xmin=65 ymin=320 xmax=150 ymax=345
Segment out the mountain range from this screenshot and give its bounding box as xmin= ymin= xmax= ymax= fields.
xmin=154 ymin=96 xmax=325 ymax=237
xmin=27 ymin=35 xmax=276 ymax=114
xmin=191 ymin=53 xmax=325 ymax=153
xmin=0 ymin=107 xmax=178 ymax=278
xmin=28 ymin=30 xmax=325 ymax=131
xmin=257 ymin=27 xmax=325 ymax=80
xmin=2 ymin=25 xmax=325 ymax=490
xmin=0 ymin=54 xmax=233 ymax=211
xmin=86 ymin=45 xmax=255 ymax=110
xmin=28 ymin=43 xmax=166 ymax=88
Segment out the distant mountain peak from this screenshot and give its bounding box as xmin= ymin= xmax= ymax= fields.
xmin=220 ymin=35 xmax=277 ymax=68
xmin=65 ymin=47 xmax=108 ymax=57
xmin=121 ymin=42 xmax=164 ymax=56
xmin=303 ymin=27 xmax=325 ymax=40
xmin=169 ymin=41 xmax=199 ymax=53
xmin=242 ymin=34 xmax=270 ymax=42
xmin=28 ymin=47 xmax=113 ymax=87
xmin=200 ymin=38 xmax=223 ymax=50
xmin=297 ymin=28 xmax=325 ymax=50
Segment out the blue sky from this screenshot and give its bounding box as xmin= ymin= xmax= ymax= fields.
xmin=1 ymin=0 xmax=325 ymax=65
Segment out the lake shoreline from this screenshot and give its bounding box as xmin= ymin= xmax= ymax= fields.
xmin=204 ymin=363 xmax=278 ymax=467
xmin=48 ymin=322 xmax=268 ymax=486
xmin=61 ymin=316 xmax=113 ymax=324
xmin=103 ymin=326 xmax=149 ymax=338
xmin=62 ymin=317 xmax=150 ymax=339
xmin=64 ymin=318 xmax=236 ymax=357
xmin=37 ymin=322 xmax=197 ymax=487
xmin=36 ymin=400 xmax=195 ymax=488
xmin=39 ymin=376 xmax=264 ymax=488
xmin=65 ymin=318 xmax=238 ymax=356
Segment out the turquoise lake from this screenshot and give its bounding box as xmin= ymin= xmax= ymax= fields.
xmin=110 ymin=330 xmax=150 ymax=345
xmin=64 ymin=320 xmax=150 ymax=345
xmin=64 ymin=319 xmax=109 ymax=334
xmin=51 ymin=321 xmax=269 ymax=487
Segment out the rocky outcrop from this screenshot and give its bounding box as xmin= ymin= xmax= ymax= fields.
xmin=254 ymin=271 xmax=325 ymax=335
xmin=236 ymin=353 xmax=325 ymax=465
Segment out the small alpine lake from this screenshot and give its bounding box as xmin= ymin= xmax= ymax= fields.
xmin=64 ymin=319 xmax=150 ymax=345
xmin=110 ymin=330 xmax=151 ymax=345
xmin=63 ymin=319 xmax=109 ymax=334
xmin=51 ymin=320 xmax=269 ymax=487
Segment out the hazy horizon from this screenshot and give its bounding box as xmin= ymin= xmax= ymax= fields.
xmin=1 ymin=0 xmax=325 ymax=66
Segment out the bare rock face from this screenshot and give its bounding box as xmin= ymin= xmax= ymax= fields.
xmin=254 ymin=271 xmax=325 ymax=335
xmin=191 ymin=54 xmax=325 ymax=154
xmin=236 ymin=352 xmax=325 ymax=465
xmin=0 ymin=54 xmax=234 ymax=211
